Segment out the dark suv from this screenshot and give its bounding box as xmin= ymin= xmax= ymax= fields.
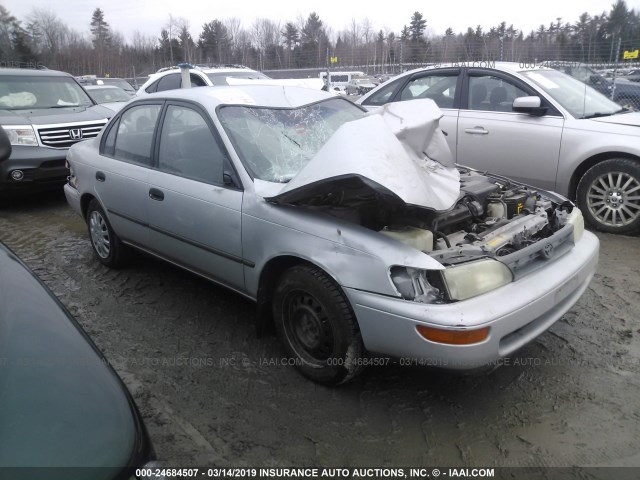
xmin=0 ymin=68 xmax=111 ymax=196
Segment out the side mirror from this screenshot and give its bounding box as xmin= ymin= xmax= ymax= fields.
xmin=512 ymin=96 xmax=547 ymax=116
xmin=0 ymin=127 xmax=12 ymax=162
xmin=223 ymin=172 xmax=235 ymax=187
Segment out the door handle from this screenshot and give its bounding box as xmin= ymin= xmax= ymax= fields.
xmin=465 ymin=127 xmax=489 ymax=135
xmin=149 ymin=188 xmax=164 ymax=201
xmin=95 ymin=171 xmax=106 ymax=182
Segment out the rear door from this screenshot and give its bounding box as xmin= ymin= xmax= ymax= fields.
xmin=94 ymin=101 xmax=163 ymax=245
xmin=456 ymin=69 xmax=564 ymax=190
xmin=145 ymin=101 xmax=245 ymax=291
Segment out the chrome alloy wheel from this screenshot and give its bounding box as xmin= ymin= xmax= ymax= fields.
xmin=586 ymin=171 xmax=640 ymax=227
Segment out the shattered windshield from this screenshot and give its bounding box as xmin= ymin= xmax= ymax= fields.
xmin=218 ymin=98 xmax=366 ymax=182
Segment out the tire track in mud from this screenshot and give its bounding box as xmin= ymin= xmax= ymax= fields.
xmin=1 ymin=193 xmax=640 ymax=470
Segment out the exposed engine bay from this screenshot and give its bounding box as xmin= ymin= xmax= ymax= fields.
xmin=380 ymin=168 xmax=575 ymax=258
xmin=275 ymin=166 xmax=582 ymax=303
xmin=278 ymin=167 xmax=578 ymax=261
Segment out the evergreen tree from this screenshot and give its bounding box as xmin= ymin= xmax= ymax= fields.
xmin=409 ymin=12 xmax=426 ymax=41
xmin=90 ymin=8 xmax=110 ymax=50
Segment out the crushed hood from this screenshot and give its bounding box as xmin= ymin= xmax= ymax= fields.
xmin=263 ymin=99 xmax=460 ymax=212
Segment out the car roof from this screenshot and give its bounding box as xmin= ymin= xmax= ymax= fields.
xmin=0 ymin=68 xmax=72 ymax=77
xmin=84 ymin=84 xmax=122 ymax=89
xmin=150 ymin=65 xmax=259 ymax=79
xmin=142 ymin=84 xmax=337 ymax=109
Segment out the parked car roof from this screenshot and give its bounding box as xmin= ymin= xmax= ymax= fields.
xmin=144 ymin=84 xmax=336 ymax=109
xmin=0 ymin=67 xmax=72 ymax=77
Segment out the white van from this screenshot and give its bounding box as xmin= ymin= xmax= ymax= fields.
xmin=319 ymin=71 xmax=365 ymax=92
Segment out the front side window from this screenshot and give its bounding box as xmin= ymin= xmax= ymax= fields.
xmin=158 ymin=105 xmax=225 ymax=185
xmin=467 ymin=75 xmax=528 ymax=112
xmin=113 ymin=104 xmax=162 ymax=165
xmin=219 ymin=98 xmax=365 ymax=183
xmin=0 ymin=75 xmax=93 ymax=109
xmin=190 ymin=73 xmax=207 ymax=87
xmin=361 ymin=77 xmax=405 ymax=106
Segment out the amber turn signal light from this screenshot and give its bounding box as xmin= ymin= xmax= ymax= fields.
xmin=416 ymin=325 xmax=490 ymax=345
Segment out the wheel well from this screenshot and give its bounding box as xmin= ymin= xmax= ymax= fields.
xmin=569 ymin=152 xmax=640 ymax=200
xmin=80 ymin=193 xmax=96 ymax=219
xmin=255 ymin=256 xmax=326 ymax=336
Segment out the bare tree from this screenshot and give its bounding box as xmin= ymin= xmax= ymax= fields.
xmin=348 ymin=18 xmax=360 ymax=65
xmin=175 ymin=17 xmax=194 ymax=63
xmin=27 ymin=7 xmax=69 ymax=55
xmin=224 ymin=17 xmax=242 ymax=55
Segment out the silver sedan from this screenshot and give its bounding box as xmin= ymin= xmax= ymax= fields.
xmin=64 ymin=85 xmax=599 ymax=385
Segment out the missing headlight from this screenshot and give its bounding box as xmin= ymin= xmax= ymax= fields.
xmin=390 ymin=266 xmax=440 ymax=303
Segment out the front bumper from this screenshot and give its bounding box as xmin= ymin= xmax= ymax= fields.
xmin=0 ymin=145 xmax=68 ymax=194
xmin=345 ymin=231 xmax=599 ymax=369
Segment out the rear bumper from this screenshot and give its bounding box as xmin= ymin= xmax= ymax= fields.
xmin=64 ymin=183 xmax=82 ymax=217
xmin=345 ymin=231 xmax=599 ymax=369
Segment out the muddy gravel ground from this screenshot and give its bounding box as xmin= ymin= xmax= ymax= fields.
xmin=1 ymin=191 xmax=639 ymax=471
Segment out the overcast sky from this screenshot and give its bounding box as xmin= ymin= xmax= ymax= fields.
xmin=4 ymin=0 xmax=640 ymax=43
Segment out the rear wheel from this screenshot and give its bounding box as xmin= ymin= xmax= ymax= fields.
xmin=273 ymin=265 xmax=366 ymax=385
xmin=576 ymin=158 xmax=640 ymax=235
xmin=86 ymin=199 xmax=129 ymax=267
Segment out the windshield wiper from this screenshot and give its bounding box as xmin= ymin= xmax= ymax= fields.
xmin=582 ymin=111 xmax=617 ymax=119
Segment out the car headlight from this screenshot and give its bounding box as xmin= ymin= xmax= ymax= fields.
xmin=390 ymin=266 xmax=440 ymax=303
xmin=3 ymin=126 xmax=38 ymax=146
xmin=567 ymin=207 xmax=584 ymax=242
xmin=442 ymin=259 xmax=512 ymax=301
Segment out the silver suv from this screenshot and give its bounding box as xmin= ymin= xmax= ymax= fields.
xmin=136 ymin=65 xmax=271 ymax=95
xmin=0 ymin=68 xmax=110 ymax=196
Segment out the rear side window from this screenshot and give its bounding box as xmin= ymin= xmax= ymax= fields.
xmin=112 ymin=104 xmax=162 ymax=166
xmin=398 ymin=74 xmax=458 ymax=108
xmin=156 ymin=73 xmax=181 ymax=92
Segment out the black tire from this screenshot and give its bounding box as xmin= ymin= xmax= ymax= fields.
xmin=86 ymin=199 xmax=129 ymax=267
xmin=576 ymin=158 xmax=640 ymax=235
xmin=273 ymin=265 xmax=366 ymax=385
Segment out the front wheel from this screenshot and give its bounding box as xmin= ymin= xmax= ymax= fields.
xmin=86 ymin=199 xmax=130 ymax=267
xmin=576 ymin=158 xmax=640 ymax=235
xmin=273 ymin=265 xmax=366 ymax=385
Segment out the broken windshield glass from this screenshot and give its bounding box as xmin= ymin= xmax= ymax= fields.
xmin=218 ymin=98 xmax=365 ymax=182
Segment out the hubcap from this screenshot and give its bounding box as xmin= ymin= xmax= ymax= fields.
xmin=89 ymin=211 xmax=111 ymax=259
xmin=283 ymin=290 xmax=335 ymax=365
xmin=586 ymin=171 xmax=640 ymax=227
